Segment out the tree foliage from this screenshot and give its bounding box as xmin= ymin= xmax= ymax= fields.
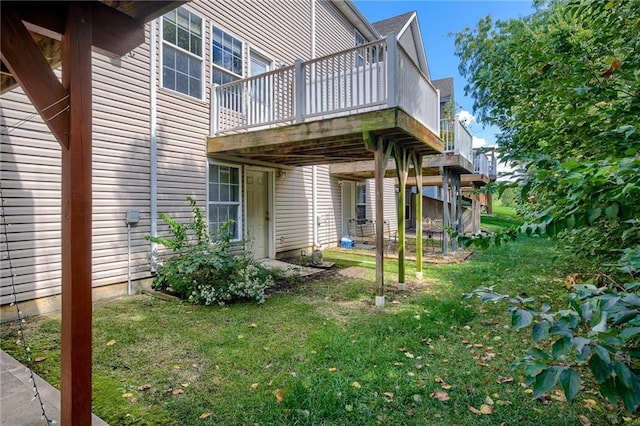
xmin=455 ymin=0 xmax=640 ymax=412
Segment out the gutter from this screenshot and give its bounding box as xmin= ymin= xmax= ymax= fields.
xmin=150 ymin=19 xmax=159 ymax=272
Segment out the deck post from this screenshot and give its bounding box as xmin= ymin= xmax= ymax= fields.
xmin=210 ymin=84 xmax=218 ymax=136
xmin=385 ymin=33 xmax=397 ymax=108
xmin=450 ymin=172 xmax=458 ymax=252
xmin=412 ymin=152 xmax=423 ymax=278
xmin=472 ymin=183 xmax=481 ymax=233
xmin=373 ymin=135 xmax=387 ymax=305
xmin=393 ymin=145 xmax=410 ymax=289
xmin=442 ymin=167 xmax=450 ymax=258
xmin=294 ymin=59 xmax=305 ymax=123
xmin=60 ymin=4 xmax=93 ymax=425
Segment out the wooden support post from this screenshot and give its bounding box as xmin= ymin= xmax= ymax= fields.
xmin=486 ymin=186 xmax=493 ymax=215
xmin=374 ymin=136 xmax=386 ymax=305
xmin=451 ymin=172 xmax=460 ymax=252
xmin=393 ymin=145 xmax=409 ymax=289
xmin=442 ymin=168 xmax=450 ymax=258
xmin=60 ymin=4 xmax=93 ymax=425
xmin=412 ymin=152 xmax=423 ymax=278
xmin=472 ymin=183 xmax=481 ymax=233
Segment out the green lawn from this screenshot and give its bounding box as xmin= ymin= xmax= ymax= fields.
xmin=1 ymin=211 xmax=629 ymax=425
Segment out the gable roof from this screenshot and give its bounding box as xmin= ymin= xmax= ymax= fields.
xmin=372 ymin=11 xmax=415 ymax=36
xmin=372 ymin=11 xmax=429 ymax=77
xmin=432 ymin=77 xmax=454 ymax=102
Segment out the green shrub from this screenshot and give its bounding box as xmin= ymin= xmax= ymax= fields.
xmin=146 ymin=197 xmax=273 ymax=305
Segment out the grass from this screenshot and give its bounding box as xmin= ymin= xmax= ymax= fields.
xmin=481 ymin=200 xmax=523 ymax=232
xmin=1 ymin=208 xmax=630 ymax=425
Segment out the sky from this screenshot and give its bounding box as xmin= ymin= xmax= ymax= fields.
xmin=354 ymin=0 xmax=534 ymax=148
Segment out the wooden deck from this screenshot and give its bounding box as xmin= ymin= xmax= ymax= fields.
xmin=207 ymin=107 xmax=443 ymax=167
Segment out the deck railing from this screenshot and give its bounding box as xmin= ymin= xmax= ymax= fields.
xmin=486 ymin=151 xmax=497 ymax=177
xmin=211 ymin=34 xmax=440 ymax=137
xmin=439 ymin=116 xmax=473 ymax=164
xmin=473 ymin=150 xmax=489 ymax=176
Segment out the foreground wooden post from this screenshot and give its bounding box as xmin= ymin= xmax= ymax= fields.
xmin=394 ymin=146 xmax=410 ymax=289
xmin=442 ymin=168 xmax=450 ymax=258
xmin=374 ymin=137 xmax=385 ymax=303
xmin=61 ymin=5 xmax=93 ymax=424
xmin=412 ymin=152 xmax=423 ymax=278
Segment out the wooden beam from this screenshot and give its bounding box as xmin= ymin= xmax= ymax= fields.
xmin=9 ymin=1 xmax=145 ymax=58
xmin=422 ymin=153 xmax=474 ymax=172
xmin=208 ymin=109 xmax=397 ymax=154
xmin=411 ymin=151 xmax=423 ymax=278
xmin=442 ymin=168 xmax=450 ymax=258
xmin=393 ymin=144 xmax=410 ymax=288
xmin=374 ymin=136 xmax=386 ymax=299
xmin=0 ymin=5 xmax=69 ymax=148
xmin=60 ymin=4 xmax=93 ymax=425
xmin=396 ymin=109 xmax=443 ymax=154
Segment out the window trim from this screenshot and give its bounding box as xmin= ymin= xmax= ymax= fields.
xmin=211 ymin=23 xmax=245 ymax=83
xmin=160 ymin=6 xmax=205 ymax=100
xmin=207 ymin=160 xmax=243 ymax=242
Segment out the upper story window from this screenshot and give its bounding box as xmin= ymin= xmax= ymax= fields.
xmin=354 ymin=30 xmax=366 ymax=47
xmin=162 ymin=7 xmax=203 ymax=99
xmin=212 ymin=26 xmax=243 ymax=85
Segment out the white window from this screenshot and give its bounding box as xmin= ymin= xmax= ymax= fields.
xmin=161 ymin=7 xmax=203 ymax=99
xmin=356 ymin=182 xmax=367 ymax=220
xmin=208 ymin=163 xmax=241 ymax=240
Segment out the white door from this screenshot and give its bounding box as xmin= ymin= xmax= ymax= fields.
xmin=246 ymin=169 xmax=270 ymax=258
xmin=341 ymin=181 xmax=356 ymax=238
xmin=249 ymin=51 xmax=272 ymax=124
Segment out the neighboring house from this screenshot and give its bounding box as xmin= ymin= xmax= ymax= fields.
xmin=1 ymin=1 xmax=444 ymax=317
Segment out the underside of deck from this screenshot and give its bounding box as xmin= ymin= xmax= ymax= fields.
xmin=207 ymin=108 xmax=443 ymax=167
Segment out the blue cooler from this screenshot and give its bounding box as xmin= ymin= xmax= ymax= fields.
xmin=340 ymin=237 xmax=354 ymax=249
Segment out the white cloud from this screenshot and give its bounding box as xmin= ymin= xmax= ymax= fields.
xmin=472 ymin=136 xmax=486 ymax=149
xmin=456 ymin=109 xmax=475 ymax=127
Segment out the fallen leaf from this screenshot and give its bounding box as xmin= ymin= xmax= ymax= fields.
xmin=467 ymin=405 xmax=482 ymax=415
xmin=275 ymin=388 xmax=284 ymax=404
xmin=237 ymin=334 xmax=244 ymax=339
xmin=251 ymin=383 xmax=259 ymax=390
xmin=122 ymin=392 xmax=134 ymax=398
xmin=107 ymin=340 xmax=116 ymax=346
xmin=249 ymin=323 xmax=257 ymax=328
xmin=430 ymin=390 xmax=450 ymax=401
xmin=480 ymin=404 xmax=494 ymax=414
xmin=34 ymin=357 xmax=46 ymax=363
xmin=172 ymin=388 xmax=184 ymax=395
xmin=351 ymin=381 xmax=361 ymax=389
xmin=412 ymin=394 xmax=422 ymax=403
xmin=497 ymin=376 xmax=514 ymax=384
xmin=173 ymin=365 xmax=180 ymax=370
xmin=328 ymin=367 xmax=337 ymax=372
xmin=345 ymin=404 xmax=353 ymax=412
xmin=582 ymin=399 xmax=601 ymax=411
xmin=441 ymin=383 xmax=452 ymax=390
xmin=382 ymin=392 xmax=394 ymax=402
xmin=473 ymin=343 xmax=484 ymax=348
xmin=484 ymin=396 xmax=494 ymax=405
xmin=577 ymin=415 xmax=591 ymax=426
xmin=404 ymin=352 xmax=415 ymax=359
xmin=181 ymin=383 xmax=190 ymax=388
xmin=137 ymin=384 xmax=152 ymax=391
xmin=435 ymin=376 xmax=445 ymax=383
xmin=130 ymin=397 xmax=138 ymax=403
xmin=407 ymin=372 xmax=415 ymax=377
xmin=199 ymin=412 xmax=212 ymax=419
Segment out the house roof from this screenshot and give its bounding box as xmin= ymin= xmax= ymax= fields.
xmin=334 ymin=1 xmax=380 ymax=42
xmin=372 ymin=11 xmax=415 ymax=36
xmin=373 ymin=11 xmax=429 ymax=77
xmin=432 ymin=77 xmax=454 ymax=101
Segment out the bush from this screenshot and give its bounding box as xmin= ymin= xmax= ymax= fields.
xmin=146 ymin=197 xmax=273 ymax=305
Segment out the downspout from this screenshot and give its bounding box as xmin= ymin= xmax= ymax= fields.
xmin=311 ymin=0 xmax=321 ymax=250
xmin=150 ymin=19 xmax=159 ymax=272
